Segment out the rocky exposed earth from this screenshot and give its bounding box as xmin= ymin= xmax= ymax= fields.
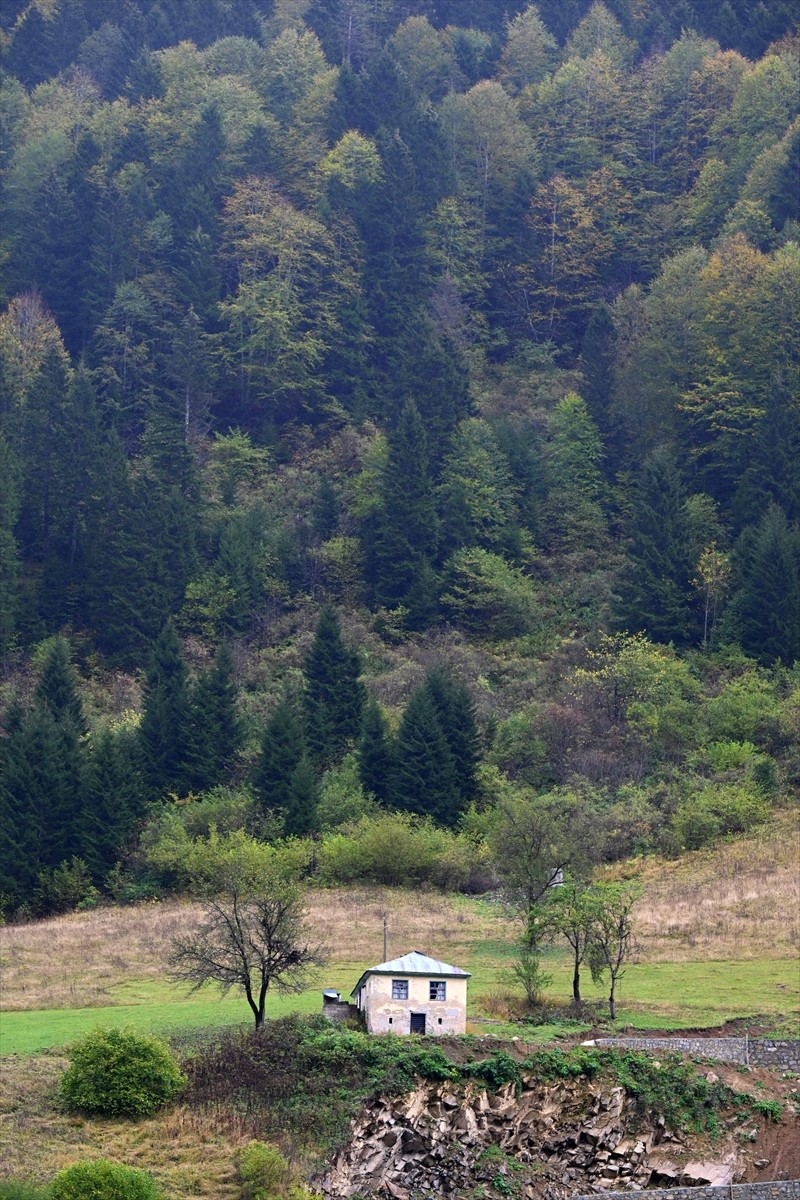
xmin=322 ymin=1068 xmax=798 ymax=1200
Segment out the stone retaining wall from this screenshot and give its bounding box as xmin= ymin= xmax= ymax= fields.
xmin=573 ymin=1182 xmax=800 ymax=1200
xmin=586 ymin=1038 xmax=800 ymax=1071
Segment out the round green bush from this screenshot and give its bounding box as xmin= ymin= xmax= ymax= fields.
xmin=50 ymin=1160 xmax=162 ymax=1200
xmin=59 ymin=1028 xmax=185 ymax=1118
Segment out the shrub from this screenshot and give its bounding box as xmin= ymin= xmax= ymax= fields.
xmin=60 ymin=1028 xmax=185 ymax=1118
xmin=317 ymin=811 xmax=481 ymax=888
xmin=673 ymin=783 xmax=769 ymax=850
xmin=50 ymin=1160 xmax=162 ymax=1200
xmin=237 ymin=1141 xmax=292 ymax=1199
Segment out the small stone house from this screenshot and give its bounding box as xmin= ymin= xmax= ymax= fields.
xmin=351 ymin=950 xmax=470 ymax=1035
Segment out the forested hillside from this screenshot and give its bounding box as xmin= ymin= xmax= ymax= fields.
xmin=0 ymin=0 xmax=798 ymax=918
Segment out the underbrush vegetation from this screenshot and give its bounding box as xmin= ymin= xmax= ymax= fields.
xmin=183 ymin=1016 xmax=769 ymax=1151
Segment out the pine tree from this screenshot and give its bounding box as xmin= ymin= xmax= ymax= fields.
xmin=0 ymin=434 xmax=21 ymax=658
xmin=542 ymin=392 xmax=608 ymax=553
xmin=284 ymin=756 xmax=319 ymax=837
xmin=370 ymin=399 xmax=440 ymax=628
xmin=253 ymin=697 xmax=306 ymax=816
xmin=393 ymin=685 xmax=461 ymax=826
xmin=358 ymin=698 xmax=396 ymax=806
xmin=617 ymin=445 xmax=696 ymax=644
xmin=580 ymin=302 xmax=620 ymax=468
xmin=79 ymin=726 xmax=144 ymax=884
xmin=33 ymin=639 xmax=88 ymax=870
xmin=423 ymin=668 xmax=481 ymax=809
xmin=725 ymin=504 xmax=800 ymax=664
xmin=35 ymin=637 xmax=87 ymax=735
xmin=186 ymin=644 xmax=242 ymax=792
xmin=138 ymin=623 xmax=192 ymax=799
xmin=304 ymin=605 xmax=365 ymax=767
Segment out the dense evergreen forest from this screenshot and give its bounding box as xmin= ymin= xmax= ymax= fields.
xmin=0 ymin=0 xmax=798 ymax=918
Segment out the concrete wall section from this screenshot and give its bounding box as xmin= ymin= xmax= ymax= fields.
xmin=587 ymin=1038 xmax=800 ymax=1071
xmin=572 ymin=1182 xmax=800 ymax=1200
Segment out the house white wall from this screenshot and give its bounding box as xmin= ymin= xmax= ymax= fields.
xmin=359 ymin=973 xmax=468 ymax=1035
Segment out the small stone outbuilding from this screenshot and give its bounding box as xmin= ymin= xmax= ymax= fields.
xmin=351 ymin=950 xmax=470 ymax=1035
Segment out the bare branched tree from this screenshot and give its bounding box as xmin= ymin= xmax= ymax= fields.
xmin=169 ymin=876 xmax=325 ymax=1028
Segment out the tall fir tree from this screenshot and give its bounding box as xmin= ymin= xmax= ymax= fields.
xmin=284 ymin=756 xmax=319 ymax=837
xmin=0 ymin=434 xmax=21 ymax=658
xmin=725 ymin=503 xmax=800 ymax=664
xmin=185 ymin=643 xmax=243 ymax=792
xmin=617 ymin=445 xmax=696 ymax=644
xmin=369 ymin=399 xmax=440 ymax=628
xmin=303 ymin=605 xmax=365 ymax=767
xmin=393 ymin=685 xmax=461 ymax=826
xmin=357 ymin=698 xmax=396 ymax=806
xmin=79 ymin=725 xmax=144 ymax=884
xmin=33 ymin=638 xmax=87 ymax=871
xmin=253 ymin=696 xmax=306 ymax=816
xmin=423 ymin=668 xmax=481 ymax=809
xmin=35 ymin=637 xmax=87 ymax=735
xmin=138 ymin=623 xmax=192 ymax=799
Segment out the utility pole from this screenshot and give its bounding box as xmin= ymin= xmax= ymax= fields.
xmin=383 ymin=910 xmax=388 ymax=962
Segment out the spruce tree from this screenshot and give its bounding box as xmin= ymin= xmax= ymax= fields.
xmin=253 ymin=697 xmax=306 ymax=816
xmin=79 ymin=726 xmax=143 ymax=884
xmin=423 ymin=668 xmax=480 ymax=808
xmin=186 ymin=644 xmax=242 ymax=792
xmin=32 ymin=639 xmax=87 ymax=870
xmin=0 ymin=434 xmax=21 ymax=658
xmin=284 ymin=756 xmax=319 ymax=837
xmin=35 ymin=637 xmax=87 ymax=735
xmin=617 ymin=445 xmax=696 ymax=644
xmin=725 ymin=503 xmax=800 ymax=664
xmin=138 ymin=623 xmax=191 ymax=799
xmin=393 ymin=685 xmax=461 ymax=826
xmin=303 ymin=605 xmax=365 ymax=767
xmin=358 ymin=698 xmax=396 ymax=806
xmin=370 ymin=399 xmax=440 ymax=628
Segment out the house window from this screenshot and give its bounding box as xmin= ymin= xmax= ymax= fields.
xmin=429 ymin=981 xmax=446 ymax=1001
xmin=392 ymin=979 xmax=409 ymax=999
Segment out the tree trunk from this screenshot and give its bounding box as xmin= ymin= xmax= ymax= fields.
xmin=572 ymin=953 xmax=581 ymax=1005
xmin=609 ymin=980 xmax=616 ymax=1021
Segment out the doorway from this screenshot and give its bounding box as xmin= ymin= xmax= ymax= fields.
xmin=410 ymin=1012 xmax=426 ymax=1034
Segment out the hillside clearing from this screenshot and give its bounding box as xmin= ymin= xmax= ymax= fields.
xmin=1 ymin=812 xmax=798 ymax=1054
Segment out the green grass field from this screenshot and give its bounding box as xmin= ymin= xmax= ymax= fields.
xmin=2 ymin=951 xmax=796 ymax=1056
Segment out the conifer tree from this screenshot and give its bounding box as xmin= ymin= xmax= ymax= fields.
xmin=358 ymin=698 xmax=396 ymax=806
xmin=186 ymin=644 xmax=242 ymax=792
xmin=580 ymin=302 xmax=620 ymax=467
xmin=284 ymin=756 xmax=319 ymax=837
xmin=253 ymin=697 xmax=306 ymax=816
xmin=393 ymin=685 xmax=461 ymax=826
xmin=33 ymin=639 xmax=87 ymax=870
xmin=370 ymin=399 xmax=440 ymax=628
xmin=542 ymin=392 xmax=608 ymax=553
xmin=79 ymin=726 xmax=143 ymax=884
xmin=35 ymin=637 xmax=87 ymax=735
xmin=423 ymin=668 xmax=481 ymax=808
xmin=303 ymin=605 xmax=365 ymax=767
xmin=617 ymin=445 xmax=696 ymax=644
xmin=0 ymin=434 xmax=21 ymax=658
xmin=138 ymin=623 xmax=191 ymax=799
xmin=725 ymin=504 xmax=800 ymax=664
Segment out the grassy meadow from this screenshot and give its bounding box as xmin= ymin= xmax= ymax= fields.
xmin=1 ymin=812 xmax=798 ymax=1055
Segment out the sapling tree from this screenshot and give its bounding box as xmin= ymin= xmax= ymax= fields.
xmin=547 ymin=880 xmax=600 ymax=1006
xmin=588 ymin=880 xmax=642 ymax=1020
